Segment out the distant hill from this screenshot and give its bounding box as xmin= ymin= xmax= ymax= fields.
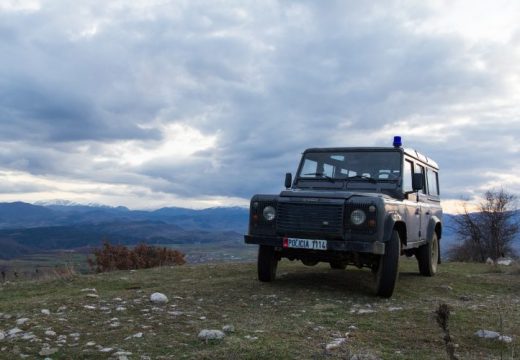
xmin=0 ymin=202 xmax=249 ymax=259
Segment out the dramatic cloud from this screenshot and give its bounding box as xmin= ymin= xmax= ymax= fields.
xmin=0 ymin=0 xmax=519 ymax=211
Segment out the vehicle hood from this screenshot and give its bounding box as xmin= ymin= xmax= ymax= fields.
xmin=279 ymin=189 xmax=389 ymax=200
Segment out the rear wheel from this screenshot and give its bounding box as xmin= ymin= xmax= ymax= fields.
xmin=374 ymin=230 xmax=401 ymax=298
xmin=417 ymin=233 xmax=439 ymax=276
xmin=258 ymin=245 xmax=278 ymax=282
xmin=330 ymin=261 xmax=346 ymax=270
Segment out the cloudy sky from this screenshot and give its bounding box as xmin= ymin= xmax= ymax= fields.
xmin=0 ymin=0 xmax=519 ymax=212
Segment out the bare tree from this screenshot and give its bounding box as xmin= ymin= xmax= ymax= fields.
xmin=451 ymin=189 xmax=519 ymax=262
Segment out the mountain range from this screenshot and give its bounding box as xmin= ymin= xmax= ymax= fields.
xmin=0 ymin=201 xmax=249 ymax=259
xmin=0 ymin=201 xmax=517 ymax=260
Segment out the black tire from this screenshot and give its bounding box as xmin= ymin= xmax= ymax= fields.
xmin=258 ymin=245 xmax=278 ymax=282
xmin=374 ymin=230 xmax=401 ymax=298
xmin=329 ymin=261 xmax=346 ymax=270
xmin=416 ymin=233 xmax=439 ymax=276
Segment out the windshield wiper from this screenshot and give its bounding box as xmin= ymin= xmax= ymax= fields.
xmin=303 ymin=172 xmax=336 ymax=183
xmin=347 ymin=175 xmax=377 ymax=184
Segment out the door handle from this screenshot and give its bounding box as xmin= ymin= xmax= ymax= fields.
xmin=415 ymin=208 xmax=420 ymax=215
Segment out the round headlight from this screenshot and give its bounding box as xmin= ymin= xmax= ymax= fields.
xmin=263 ymin=206 xmax=276 ymax=221
xmin=350 ymin=209 xmax=366 ymax=225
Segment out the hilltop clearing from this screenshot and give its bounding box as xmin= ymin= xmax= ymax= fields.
xmin=0 ymin=260 xmax=518 ymax=359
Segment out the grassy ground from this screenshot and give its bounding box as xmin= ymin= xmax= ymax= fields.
xmin=0 ymin=257 xmax=519 ymax=359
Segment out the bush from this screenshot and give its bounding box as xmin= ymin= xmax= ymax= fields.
xmin=88 ymin=242 xmax=186 ymax=273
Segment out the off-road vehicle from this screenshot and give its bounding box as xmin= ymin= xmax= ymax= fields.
xmin=244 ymin=137 xmax=442 ymax=297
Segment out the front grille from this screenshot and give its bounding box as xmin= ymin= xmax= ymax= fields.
xmin=276 ymin=202 xmax=344 ymax=238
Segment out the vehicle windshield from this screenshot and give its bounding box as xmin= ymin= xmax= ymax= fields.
xmin=297 ymin=151 xmax=401 ymax=183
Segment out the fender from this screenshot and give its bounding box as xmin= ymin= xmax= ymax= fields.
xmin=383 ymin=212 xmax=406 ymax=244
xmin=426 ymin=216 xmax=442 ymax=242
xmin=427 ymin=215 xmax=442 ymax=264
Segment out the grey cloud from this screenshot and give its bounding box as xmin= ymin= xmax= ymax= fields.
xmin=0 ymin=1 xmax=519 ymax=206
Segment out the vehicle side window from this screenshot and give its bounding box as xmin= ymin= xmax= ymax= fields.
xmin=415 ymin=164 xmax=426 ymax=194
xmin=427 ymin=169 xmax=439 ymax=196
xmin=403 ymin=160 xmax=413 ymax=192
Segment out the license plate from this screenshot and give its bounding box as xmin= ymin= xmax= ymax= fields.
xmin=284 ymin=237 xmax=327 ymax=251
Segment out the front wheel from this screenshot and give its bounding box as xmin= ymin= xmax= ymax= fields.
xmin=416 ymin=233 xmax=439 ymax=276
xmin=374 ymin=230 xmax=401 ymax=298
xmin=258 ymin=245 xmax=278 ymax=282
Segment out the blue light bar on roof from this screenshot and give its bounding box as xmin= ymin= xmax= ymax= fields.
xmin=393 ymin=136 xmax=402 ymax=148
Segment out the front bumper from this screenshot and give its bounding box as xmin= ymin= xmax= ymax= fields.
xmin=244 ymin=235 xmax=385 ymax=255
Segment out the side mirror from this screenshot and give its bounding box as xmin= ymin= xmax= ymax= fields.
xmin=285 ymin=173 xmax=292 ymax=189
xmin=412 ymin=173 xmax=424 ymax=192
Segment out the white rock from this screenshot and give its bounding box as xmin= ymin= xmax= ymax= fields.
xmin=475 ymin=330 xmax=500 ymax=339
xmin=86 ymin=293 xmax=99 ymax=299
xmin=198 ymin=329 xmax=225 ymax=341
xmin=326 ymin=338 xmax=346 ymax=351
xmin=16 ymin=318 xmax=30 ymax=326
xmin=45 ymin=330 xmax=56 ymax=337
xmin=486 ymin=257 xmax=494 ymax=265
xmin=132 ymin=332 xmax=143 ymax=338
xmin=498 ymin=335 xmax=513 ymax=343
xmin=100 ymin=347 xmax=114 ymax=352
xmin=497 ymin=257 xmax=514 ymax=266
xmin=86 ymin=341 xmax=96 ymax=346
xmin=8 ymin=327 xmax=23 ymax=336
xmin=116 ymin=307 xmax=127 ymax=311
xmin=0 ymin=331 xmax=5 ymax=340
xmin=39 ymin=348 xmax=58 ymax=356
xmin=150 ymin=292 xmax=168 ymax=304
xmin=222 ymin=325 xmax=235 ymax=333
xmin=83 ymin=305 xmax=96 ymax=310
xmin=357 ymin=309 xmax=376 ymax=314
xmin=41 ymin=309 xmax=51 ymax=315
xmin=21 ymin=333 xmax=36 ymax=341
xmin=244 ymin=335 xmax=258 ymax=341
xmin=57 ymin=306 xmax=67 ymax=312
xmin=388 ymin=307 xmax=403 ymax=312
xmin=81 ymin=288 xmax=97 ymax=293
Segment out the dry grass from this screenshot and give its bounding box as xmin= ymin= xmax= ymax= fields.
xmin=0 ymin=258 xmax=519 ymax=359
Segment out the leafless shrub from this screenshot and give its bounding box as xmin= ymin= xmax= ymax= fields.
xmin=450 ymin=189 xmax=518 ymax=262
xmin=88 ymin=241 xmax=186 ymax=273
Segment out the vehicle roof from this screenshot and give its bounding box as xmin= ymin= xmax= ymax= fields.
xmin=302 ymin=147 xmax=439 ymax=169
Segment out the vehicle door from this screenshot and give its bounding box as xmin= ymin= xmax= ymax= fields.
xmin=416 ymin=164 xmax=429 ymax=241
xmin=403 ymin=159 xmax=421 ymax=243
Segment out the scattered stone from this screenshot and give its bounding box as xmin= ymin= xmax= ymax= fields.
xmin=198 ymin=329 xmax=225 ymax=341
xmin=475 ymin=330 xmax=500 ymax=339
xmin=70 ymin=333 xmax=80 ymax=338
xmin=168 ymin=311 xmax=184 ymax=316
xmin=39 ymin=347 xmax=58 ymax=356
xmin=486 ymin=257 xmax=494 ymax=265
xmin=8 ymin=327 xmax=23 ymax=336
xmin=439 ymin=285 xmax=453 ymax=291
xmin=45 ymin=330 xmax=56 ymax=337
xmin=81 ymin=288 xmax=97 ymax=293
xmin=387 ymin=307 xmax=403 ymax=312
xmin=199 ymin=316 xmax=206 ymax=320
xmin=497 ymin=257 xmax=514 ymax=266
xmin=498 ymin=335 xmax=513 ymax=343
xmin=348 ymin=325 xmax=358 ymax=331
xmin=326 ymin=337 xmax=346 ymax=351
xmin=21 ymin=333 xmax=36 ymax=340
xmin=150 ymin=293 xmax=168 ymax=304
xmin=113 ymin=297 xmax=123 ymax=302
xmin=356 ymin=309 xmax=376 ymax=314
xmin=86 ymin=293 xmax=99 ymax=299
xmin=100 ymin=347 xmax=114 ymax=353
xmin=86 ymin=341 xmax=96 ymax=346
xmin=459 ymin=295 xmax=472 ymax=301
xmin=0 ymin=331 xmax=5 ymax=341
xmin=116 ymin=307 xmax=127 ymax=311
xmin=57 ymin=306 xmax=67 ymax=312
xmin=222 ymin=325 xmax=235 ymax=333
xmin=125 ymin=332 xmax=143 ymax=340
xmin=83 ymin=305 xmax=96 ymax=310
xmin=244 ymin=335 xmax=258 ymax=341
xmin=41 ymin=309 xmax=51 ymax=315
xmin=16 ymin=318 xmax=30 ymax=326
